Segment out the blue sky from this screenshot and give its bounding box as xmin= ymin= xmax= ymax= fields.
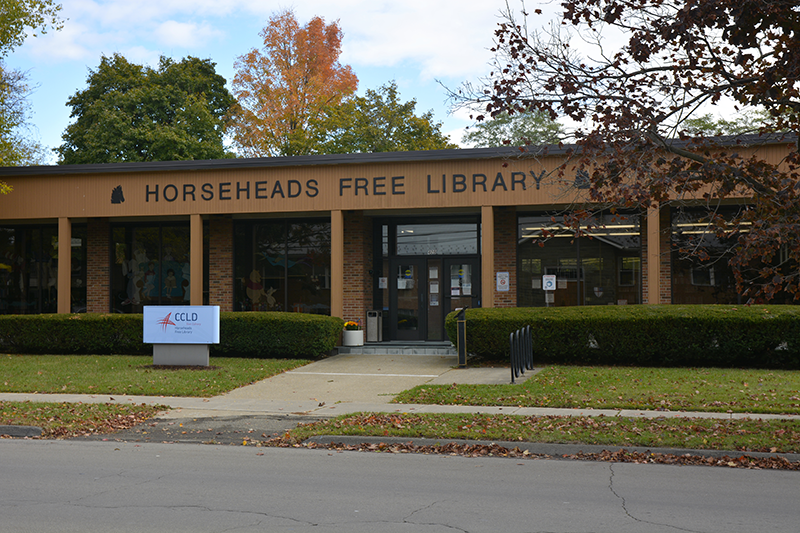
xmin=5 ymin=0 xmax=537 ymax=163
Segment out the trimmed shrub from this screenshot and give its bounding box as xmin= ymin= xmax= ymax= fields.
xmin=215 ymin=312 xmax=343 ymax=358
xmin=445 ymin=305 xmax=800 ymax=369
xmin=0 ymin=313 xmax=148 ymax=355
xmin=0 ymin=312 xmax=343 ymax=359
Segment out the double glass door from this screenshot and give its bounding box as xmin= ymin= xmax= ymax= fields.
xmin=390 ymin=257 xmax=479 ymax=341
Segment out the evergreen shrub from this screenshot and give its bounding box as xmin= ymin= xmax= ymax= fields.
xmin=0 ymin=312 xmax=343 ymax=359
xmin=445 ymin=305 xmax=800 ymax=368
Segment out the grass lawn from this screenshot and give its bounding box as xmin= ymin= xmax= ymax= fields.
xmin=394 ymin=365 xmax=800 ymax=415
xmin=0 ymin=354 xmax=309 ymax=397
xmin=287 ymin=412 xmax=800 ymax=454
xmin=1 ymin=401 xmax=164 ymax=439
xmin=4 ymin=357 xmax=800 ymax=454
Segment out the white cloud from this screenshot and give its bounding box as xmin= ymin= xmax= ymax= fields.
xmin=154 ymin=21 xmax=224 ymax=49
xmin=329 ymin=0 xmax=503 ymax=80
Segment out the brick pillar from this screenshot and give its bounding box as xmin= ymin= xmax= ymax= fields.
xmin=208 ymin=216 xmax=234 ymax=311
xmin=342 ymin=211 xmax=372 ymax=325
xmin=493 ymin=206 xmax=517 ymax=308
xmin=641 ymin=207 xmax=672 ymax=304
xmin=86 ymin=218 xmax=110 ymax=313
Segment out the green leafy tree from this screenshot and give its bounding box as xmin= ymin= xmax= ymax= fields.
xmin=0 ymin=0 xmax=62 ymax=177
xmin=461 ymin=109 xmax=564 ymax=148
xmin=683 ymin=110 xmax=779 ymax=137
xmin=0 ymin=0 xmax=62 ymax=57
xmin=316 ymin=82 xmax=456 ymax=154
xmin=57 ymin=54 xmax=236 ymax=164
xmin=0 ymin=63 xmax=45 ymax=170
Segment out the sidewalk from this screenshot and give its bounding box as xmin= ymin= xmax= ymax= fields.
xmin=1 ymin=352 xmax=797 ymax=422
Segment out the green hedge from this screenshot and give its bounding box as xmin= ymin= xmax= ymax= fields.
xmin=445 ymin=305 xmax=800 ymax=369
xmin=0 ymin=312 xmax=344 ymax=358
xmin=215 ymin=312 xmax=343 ymax=358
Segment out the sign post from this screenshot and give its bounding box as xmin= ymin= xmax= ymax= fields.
xmin=143 ymin=306 xmax=220 ymax=366
xmin=542 ymin=275 xmax=557 ymax=307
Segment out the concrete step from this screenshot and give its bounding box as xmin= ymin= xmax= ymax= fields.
xmin=336 ymin=343 xmax=457 ymax=356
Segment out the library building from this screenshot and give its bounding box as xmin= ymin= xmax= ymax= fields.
xmin=0 ymin=138 xmax=792 ymax=342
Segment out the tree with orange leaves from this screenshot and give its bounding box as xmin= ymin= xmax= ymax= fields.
xmin=230 ymin=9 xmax=358 ymax=157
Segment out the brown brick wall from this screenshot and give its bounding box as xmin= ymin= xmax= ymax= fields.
xmin=209 ymin=216 xmax=234 ymax=311
xmin=342 ymin=211 xmax=373 ymax=326
xmin=659 ymin=208 xmax=672 ymax=304
xmin=641 ymin=215 xmax=650 ymax=303
xmin=493 ymin=206 xmax=517 ymax=308
xmin=86 ymin=218 xmax=110 ymax=313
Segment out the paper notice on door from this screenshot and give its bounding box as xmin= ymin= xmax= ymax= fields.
xmin=397 ymin=278 xmax=407 ymax=289
xmin=430 ymin=281 xmax=439 ymax=294
xmin=430 ymin=294 xmax=439 ymax=306
xmin=451 ymin=287 xmax=460 ymax=296
xmin=463 ymin=283 xmax=472 ymax=296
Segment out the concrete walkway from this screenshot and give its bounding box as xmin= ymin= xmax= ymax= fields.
xmin=1 ymin=352 xmax=797 ymax=422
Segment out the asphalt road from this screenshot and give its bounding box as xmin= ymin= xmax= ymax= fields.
xmin=2 ymin=439 xmax=797 ymax=533
xmin=74 ymin=414 xmax=324 ymax=445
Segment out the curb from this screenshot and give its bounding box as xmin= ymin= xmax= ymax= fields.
xmin=0 ymin=425 xmax=43 ymax=438
xmin=304 ymin=435 xmax=800 ymax=463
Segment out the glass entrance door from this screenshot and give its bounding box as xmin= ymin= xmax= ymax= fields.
xmin=444 ymin=259 xmax=479 ymax=318
xmin=380 ymin=217 xmax=481 ymax=342
xmin=392 ymin=258 xmax=425 ymax=340
xmin=390 ymin=256 xmax=480 ymax=341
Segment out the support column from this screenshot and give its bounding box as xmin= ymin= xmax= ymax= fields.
xmin=190 ymin=214 xmax=203 ymax=306
xmin=86 ymin=218 xmax=110 ymax=313
xmin=57 ymin=217 xmax=71 ymax=314
xmin=208 ymin=216 xmax=234 ymax=311
xmin=331 ymin=210 xmax=344 ymax=319
xmin=646 ymin=206 xmax=661 ymax=305
xmin=481 ymin=205 xmax=495 ymax=308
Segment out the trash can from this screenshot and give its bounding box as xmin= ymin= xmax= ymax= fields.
xmin=367 ymin=310 xmax=383 ymax=342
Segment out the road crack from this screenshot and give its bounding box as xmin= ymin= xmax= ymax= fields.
xmin=608 ymin=463 xmax=700 ymax=532
xmin=403 ymin=500 xmax=468 ymax=532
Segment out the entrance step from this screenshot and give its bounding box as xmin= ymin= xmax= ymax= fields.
xmin=336 ymin=342 xmax=457 ymax=356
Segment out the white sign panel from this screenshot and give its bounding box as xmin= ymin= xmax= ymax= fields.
xmin=542 ymin=275 xmax=557 ymax=291
xmin=496 ymin=272 xmax=510 ymax=292
xmin=144 ymin=306 xmax=220 ymax=344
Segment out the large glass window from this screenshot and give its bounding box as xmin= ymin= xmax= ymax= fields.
xmin=396 ymin=223 xmax=478 ymax=255
xmin=111 ymin=224 xmax=193 ymax=313
xmin=672 ymin=207 xmax=800 ymax=304
xmin=68 ymin=226 xmax=87 ymax=313
xmin=234 ymin=219 xmax=331 ymax=314
xmin=518 ymin=214 xmax=641 ymax=306
xmin=0 ymin=225 xmax=86 ymax=314
xmin=671 ymin=209 xmax=741 ymax=304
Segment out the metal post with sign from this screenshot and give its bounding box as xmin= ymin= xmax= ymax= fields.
xmin=457 ymin=306 xmax=468 ymax=367
xmin=542 ymin=275 xmax=556 ymax=307
xmin=143 ymin=306 xmax=220 ymax=366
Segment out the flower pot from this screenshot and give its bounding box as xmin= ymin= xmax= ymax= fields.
xmin=342 ymin=329 xmax=364 ymax=347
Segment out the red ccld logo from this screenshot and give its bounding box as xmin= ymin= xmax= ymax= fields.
xmin=157 ymin=312 xmax=177 ymax=332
